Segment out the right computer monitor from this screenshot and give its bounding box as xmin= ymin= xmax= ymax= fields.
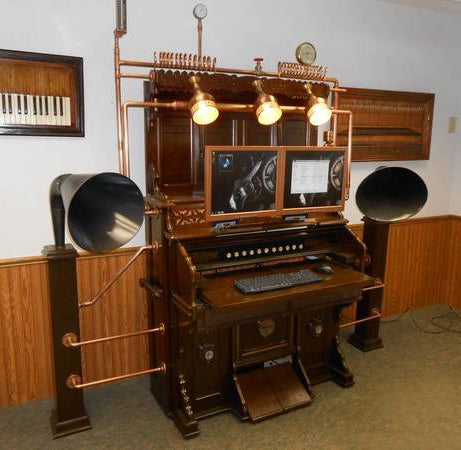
xmin=282 ymin=147 xmax=346 ymax=214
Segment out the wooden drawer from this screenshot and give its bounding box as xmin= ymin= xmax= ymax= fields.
xmin=234 ymin=314 xmax=293 ymax=363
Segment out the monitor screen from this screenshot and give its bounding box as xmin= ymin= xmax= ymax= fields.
xmin=283 ymin=149 xmax=345 ymax=211
xmin=207 ymin=148 xmax=278 ymax=220
xmin=205 ymin=146 xmax=346 ymax=222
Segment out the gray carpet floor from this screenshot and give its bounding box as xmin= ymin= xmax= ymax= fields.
xmin=1 ymin=305 xmax=460 ymax=449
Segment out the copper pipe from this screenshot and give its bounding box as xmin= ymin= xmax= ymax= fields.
xmin=198 ymin=19 xmax=203 ymax=58
xmin=120 ymin=73 xmax=151 ymax=79
xmin=331 ymin=109 xmax=353 ymax=199
xmin=339 ymin=308 xmax=381 ymax=329
xmin=62 ymin=324 xmax=165 ymax=348
xmin=120 ymin=101 xmax=352 ymax=178
xmin=362 ymin=283 xmax=385 ymax=292
xmin=118 ymin=59 xmax=340 ymax=85
xmin=114 ymin=33 xmax=125 ymax=175
xmin=79 ymin=245 xmax=155 ymax=308
xmin=67 ymin=363 xmax=167 ymax=390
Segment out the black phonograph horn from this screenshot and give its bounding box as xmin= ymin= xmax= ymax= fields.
xmin=49 ymin=172 xmax=145 ymax=253
xmin=349 ymin=166 xmax=428 ymax=352
xmin=356 ymin=167 xmax=428 ymax=223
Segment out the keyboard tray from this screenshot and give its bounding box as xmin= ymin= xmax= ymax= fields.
xmin=197 ymin=262 xmax=374 ymax=312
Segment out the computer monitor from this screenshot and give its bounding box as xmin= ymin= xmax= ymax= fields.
xmin=204 ymin=146 xmax=282 ymax=222
xmin=204 ymin=146 xmax=346 ymax=222
xmin=282 ymin=147 xmax=346 ymax=214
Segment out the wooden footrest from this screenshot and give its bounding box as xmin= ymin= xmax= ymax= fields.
xmin=235 ymin=362 xmax=311 ymax=421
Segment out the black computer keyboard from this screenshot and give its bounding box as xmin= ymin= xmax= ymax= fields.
xmin=234 ymin=269 xmax=323 ymax=294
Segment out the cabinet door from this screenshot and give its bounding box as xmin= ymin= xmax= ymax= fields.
xmin=243 ymin=114 xmax=274 ymax=146
xmin=279 ymin=117 xmax=318 ymax=146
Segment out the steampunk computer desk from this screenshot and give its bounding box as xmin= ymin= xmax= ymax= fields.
xmin=45 ymin=0 xmax=427 ymax=439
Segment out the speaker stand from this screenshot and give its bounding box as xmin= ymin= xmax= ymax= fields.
xmin=348 ymin=219 xmax=389 ymax=352
xmin=43 ymin=244 xmax=92 ymax=438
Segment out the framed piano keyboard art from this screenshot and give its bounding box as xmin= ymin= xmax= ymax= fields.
xmin=0 ymin=49 xmax=84 ymax=136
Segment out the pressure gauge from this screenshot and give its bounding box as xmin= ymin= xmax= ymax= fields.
xmin=295 ymin=42 xmax=317 ymax=66
xmin=193 ymin=4 xmax=208 ymax=19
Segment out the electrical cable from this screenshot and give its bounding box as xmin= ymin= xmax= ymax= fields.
xmin=379 ymin=305 xmax=461 ymax=335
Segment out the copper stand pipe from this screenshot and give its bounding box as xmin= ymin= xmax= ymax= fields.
xmin=79 ymin=244 xmax=156 ymax=308
xmin=198 ymin=19 xmax=203 ymax=58
xmin=114 ymin=33 xmax=125 ymax=175
xmin=66 ymin=363 xmax=167 ymax=390
xmin=62 ymin=324 xmax=165 ymax=348
xmin=339 ymin=308 xmax=381 ymax=329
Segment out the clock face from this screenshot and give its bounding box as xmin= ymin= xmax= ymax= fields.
xmin=193 ymin=3 xmax=208 ymax=19
xmin=296 ymin=42 xmax=317 ymax=66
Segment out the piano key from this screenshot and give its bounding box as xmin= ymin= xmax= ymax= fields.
xmin=6 ymin=94 xmax=13 ymax=124
xmin=51 ymin=96 xmax=57 ymax=126
xmin=50 ymin=96 xmax=56 ymax=125
xmin=55 ymin=96 xmax=61 ymax=126
xmin=46 ymin=96 xmax=52 ymax=125
xmin=23 ymin=95 xmax=29 ymax=125
xmin=0 ymin=94 xmax=4 ymax=125
xmin=11 ymin=94 xmax=18 ymax=125
xmin=38 ymin=96 xmax=44 ymax=125
xmin=27 ymin=95 xmax=35 ymax=125
xmin=64 ymin=97 xmax=71 ymax=126
xmin=19 ymin=94 xmax=27 ymax=125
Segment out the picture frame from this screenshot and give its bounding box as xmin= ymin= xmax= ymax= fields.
xmin=0 ymin=49 xmax=84 ymax=137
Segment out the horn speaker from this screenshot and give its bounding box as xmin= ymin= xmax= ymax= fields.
xmin=348 ymin=167 xmax=428 ymax=351
xmin=49 ymin=172 xmax=145 ymax=253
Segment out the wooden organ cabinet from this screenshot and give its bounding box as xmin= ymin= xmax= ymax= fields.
xmin=141 ymin=72 xmax=378 ymax=438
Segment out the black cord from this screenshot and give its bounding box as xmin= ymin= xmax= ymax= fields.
xmin=381 ymin=308 xmax=410 ymax=323
xmin=381 ymin=305 xmax=461 ymax=335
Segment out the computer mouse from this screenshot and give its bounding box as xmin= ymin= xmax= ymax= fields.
xmin=314 ymin=264 xmax=334 ymax=275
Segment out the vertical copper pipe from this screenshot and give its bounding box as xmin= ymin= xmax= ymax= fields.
xmin=331 ymin=109 xmax=353 ymax=200
xmin=198 ymin=19 xmax=203 ymax=58
xmin=114 ymin=33 xmax=125 ymax=175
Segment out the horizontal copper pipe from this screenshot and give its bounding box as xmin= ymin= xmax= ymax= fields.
xmin=339 ymin=308 xmax=381 ymax=329
xmin=118 ymin=59 xmax=339 ymax=86
xmin=120 ymin=73 xmax=151 ymax=79
xmin=62 ymin=324 xmax=165 ymax=348
xmin=67 ymin=363 xmax=167 ymax=390
xmin=79 ymin=244 xmax=156 ymax=308
xmin=362 ymin=283 xmax=385 ymax=292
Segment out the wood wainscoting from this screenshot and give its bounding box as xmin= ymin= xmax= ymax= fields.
xmin=0 ymin=215 xmax=460 ymax=409
xmin=348 ymin=215 xmax=460 ymax=315
xmin=0 ymin=249 xmax=149 ymax=409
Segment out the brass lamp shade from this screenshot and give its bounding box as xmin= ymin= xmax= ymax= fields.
xmin=305 ymin=83 xmax=332 ymax=126
xmin=253 ymin=80 xmax=282 ymax=125
xmin=188 ymin=76 xmax=219 ymax=125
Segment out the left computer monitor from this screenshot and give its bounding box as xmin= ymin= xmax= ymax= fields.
xmin=204 ymin=146 xmax=282 ymax=222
